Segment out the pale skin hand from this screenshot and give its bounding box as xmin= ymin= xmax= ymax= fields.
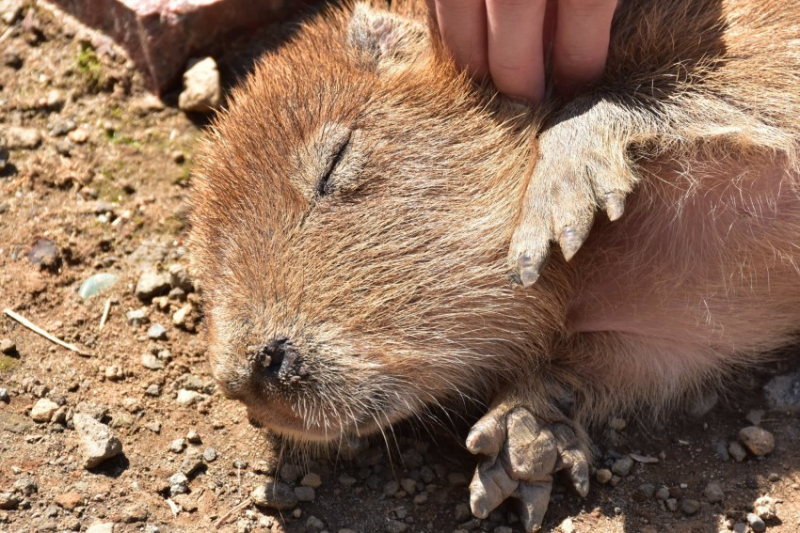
xmin=428 ymin=0 xmax=618 ymax=104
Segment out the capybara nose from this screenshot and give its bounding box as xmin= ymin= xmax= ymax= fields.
xmin=246 ymin=337 xmax=292 ymax=379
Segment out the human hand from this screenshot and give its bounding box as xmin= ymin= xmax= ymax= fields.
xmin=427 ymin=0 xmax=618 ymax=105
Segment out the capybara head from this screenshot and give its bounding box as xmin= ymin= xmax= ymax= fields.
xmin=190 ymin=2 xmax=565 ymax=443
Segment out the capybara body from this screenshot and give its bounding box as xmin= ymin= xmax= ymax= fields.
xmin=190 ymin=0 xmax=800 ymax=528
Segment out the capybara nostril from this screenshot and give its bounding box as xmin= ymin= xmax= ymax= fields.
xmin=245 ymin=337 xmax=291 ymax=378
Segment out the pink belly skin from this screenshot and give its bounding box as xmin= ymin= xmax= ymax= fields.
xmin=564 ymin=156 xmax=800 ymax=398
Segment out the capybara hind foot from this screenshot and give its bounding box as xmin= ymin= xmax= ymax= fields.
xmin=510 ymin=98 xmax=642 ymax=286
xmin=467 ymin=402 xmax=590 ymax=532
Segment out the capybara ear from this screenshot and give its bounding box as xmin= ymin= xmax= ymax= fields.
xmin=347 ymin=3 xmax=427 ymax=68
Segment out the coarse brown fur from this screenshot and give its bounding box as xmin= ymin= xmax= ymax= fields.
xmin=189 ymin=0 xmax=800 ymax=525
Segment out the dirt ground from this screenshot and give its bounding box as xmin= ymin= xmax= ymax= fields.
xmin=1 ymin=3 xmax=799 ymax=533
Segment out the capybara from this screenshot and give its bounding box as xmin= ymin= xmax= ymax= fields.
xmin=189 ymin=0 xmax=800 ymax=529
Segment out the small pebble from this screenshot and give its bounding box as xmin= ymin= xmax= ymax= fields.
xmin=732 ymin=522 xmax=747 ymax=533
xmin=30 ymin=398 xmax=59 ymax=422
xmin=383 ymin=480 xmax=399 ymax=497
xmin=135 ymin=268 xmax=171 ymax=301
xmin=0 ymin=492 xmax=20 ymax=510
xmin=203 ymin=447 xmax=218 ymax=462
xmin=147 ymin=323 xmax=167 ymax=340
xmin=141 ymin=353 xmax=164 ymax=370
xmin=385 ymin=519 xmax=407 ymax=533
xmin=86 ymin=523 xmax=115 ymax=533
xmin=306 ymin=516 xmax=324 ymax=529
xmin=169 ymin=472 xmax=189 ymax=495
xmin=169 ymin=438 xmax=187 ymax=453
xmin=611 ymin=455 xmax=634 ymax=477
xmin=400 ymin=478 xmax=416 ymax=494
xmin=280 ymin=463 xmax=302 ymax=484
xmin=454 ymin=503 xmax=471 ymax=522
xmin=0 ymin=338 xmax=16 ymax=355
xmin=738 ymin=426 xmax=775 ymax=456
xmin=0 ymin=388 xmax=9 ymax=402
xmin=595 ymin=468 xmax=612 ymax=484
xmin=294 ymin=486 xmax=315 ymax=502
xmin=666 ymin=498 xmax=678 ymax=511
xmin=728 ymin=441 xmax=747 ymax=462
xmin=747 ymin=513 xmax=766 ymax=532
xmin=301 ymin=473 xmax=322 ymax=488
xmin=178 ymin=57 xmax=222 ymax=113
xmin=655 ymin=486 xmax=670 ymax=500
xmin=680 ymin=499 xmax=700 ymax=515
xmin=176 ymin=389 xmax=206 ymax=406
xmin=251 ymin=481 xmax=297 ymax=510
xmin=703 ymin=481 xmax=725 ymax=503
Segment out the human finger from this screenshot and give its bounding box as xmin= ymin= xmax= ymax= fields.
xmin=433 ymin=0 xmax=489 ymax=79
xmin=486 ymin=0 xmax=548 ymax=104
xmin=552 ymin=0 xmax=617 ymax=98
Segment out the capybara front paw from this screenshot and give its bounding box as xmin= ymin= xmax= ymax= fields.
xmin=510 ymin=107 xmax=639 ymax=286
xmin=466 ymin=405 xmax=589 ymax=532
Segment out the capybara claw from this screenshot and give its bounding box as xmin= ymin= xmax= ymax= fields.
xmin=516 ymin=252 xmax=546 ymax=287
xmin=467 ymin=404 xmax=590 ymax=532
xmin=602 ymin=191 xmax=626 ymax=222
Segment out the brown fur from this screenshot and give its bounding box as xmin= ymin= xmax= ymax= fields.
xmin=190 ymin=0 xmax=800 ymax=460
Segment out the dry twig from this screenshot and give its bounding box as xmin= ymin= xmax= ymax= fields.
xmin=98 ymin=298 xmax=112 ymax=332
xmin=3 ymin=308 xmax=93 ymax=357
xmin=214 ymin=497 xmax=252 ymax=528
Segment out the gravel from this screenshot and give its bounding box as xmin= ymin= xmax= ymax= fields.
xmin=680 ymin=499 xmax=700 ymax=515
xmin=728 ymin=441 xmax=747 ymax=462
xmin=294 ymin=486 xmax=315 ymax=502
xmin=595 ymin=468 xmax=612 ymax=484
xmin=135 ymin=267 xmax=171 ymax=301
xmin=0 ymin=338 xmax=16 ymax=354
xmin=764 ymin=371 xmax=800 ymax=412
xmin=301 ymin=473 xmax=322 ymax=488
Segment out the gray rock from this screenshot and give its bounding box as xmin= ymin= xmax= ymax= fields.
xmin=732 ymin=523 xmax=747 ymax=533
xmin=146 ymin=323 xmax=167 ymax=340
xmin=176 ymin=389 xmax=206 ymax=406
xmin=728 ymin=441 xmax=747 ymax=462
xmin=745 ymin=409 xmax=764 ymax=426
xmin=141 ymin=353 xmax=164 ymax=370
xmin=178 ymin=57 xmax=222 ymax=113
xmin=5 ymin=126 xmax=42 ymax=149
xmin=764 ymin=371 xmax=800 ymax=413
xmin=135 ymin=268 xmax=171 ymax=301
xmin=747 ymin=513 xmax=766 ymax=532
xmin=168 ymin=264 xmax=193 ymax=291
xmin=73 ymin=413 xmax=123 ymax=469
xmin=0 ymin=388 xmax=9 ymax=402
xmin=0 ymin=338 xmax=16 ymax=354
xmin=180 ymin=455 xmax=204 ymax=477
xmin=637 ymin=483 xmax=656 ymax=499
xmin=666 ymin=498 xmax=678 ymax=512
xmin=126 ymin=308 xmax=149 ymax=326
xmin=203 ymin=447 xmax=217 ymax=462
xmin=305 ymin=516 xmax=325 ymax=530
xmin=186 ymin=429 xmax=201 ymax=443
xmin=383 ymin=480 xmax=399 ymax=497
xmin=30 ymin=398 xmax=59 ymax=422
xmin=681 ymin=499 xmax=700 ymax=515
xmin=738 ymin=426 xmax=775 ymax=456
xmin=0 ymin=492 xmax=20 ymax=510
xmin=13 ymin=476 xmax=37 ymax=495
xmin=655 ymin=486 xmax=670 ymax=501
xmin=294 ymin=486 xmax=315 ymax=502
xmin=703 ymin=481 xmax=725 ymax=503
xmin=400 ymin=478 xmax=416 ymax=494
xmin=251 ymin=481 xmax=298 ymax=510
xmin=145 ymin=384 xmax=161 ymax=396
xmin=169 ymin=472 xmax=189 ymax=495
xmin=611 ymin=455 xmax=634 ymax=477
xmin=169 ymin=438 xmax=187 ymax=453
